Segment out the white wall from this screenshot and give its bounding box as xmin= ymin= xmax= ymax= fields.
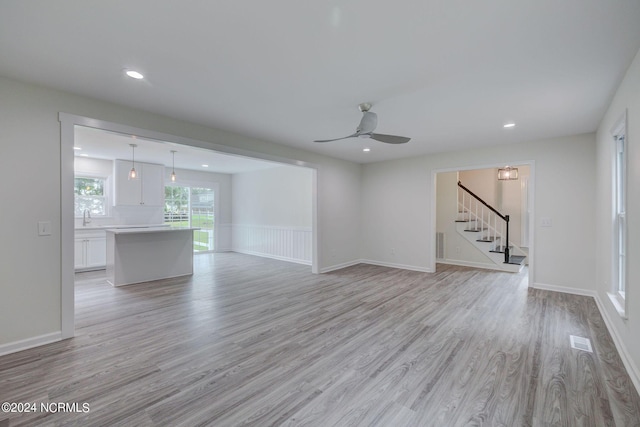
xmin=231 ymin=166 xmax=313 ymax=264
xmin=0 ymin=75 xmax=362 ymax=350
xmin=595 ymin=47 xmax=640 ymax=389
xmin=360 ymin=155 xmax=431 ymax=271
xmin=362 ymin=133 xmax=597 ymax=292
xmin=232 ymin=166 xmax=312 ymax=227
xmin=459 ymin=168 xmax=498 ymax=206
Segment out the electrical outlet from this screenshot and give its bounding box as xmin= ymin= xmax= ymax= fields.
xmin=455 ymin=246 xmax=461 ymax=255
xmin=390 ymin=248 xmax=395 ymax=255
xmin=541 ymin=217 xmax=552 ymax=227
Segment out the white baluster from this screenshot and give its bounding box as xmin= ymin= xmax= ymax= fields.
xmin=475 ymin=200 xmax=478 ymax=230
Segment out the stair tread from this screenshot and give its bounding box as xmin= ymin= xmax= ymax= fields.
xmin=464 ymin=228 xmax=486 ymax=232
xmin=490 ymin=245 xmax=513 ymax=253
xmin=505 ymin=255 xmax=526 ymax=265
xmin=476 ymin=238 xmax=495 ymax=242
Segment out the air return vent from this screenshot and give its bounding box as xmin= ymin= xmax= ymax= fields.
xmin=436 ymin=232 xmax=445 ymax=259
xmin=570 ymin=335 xmax=593 ymax=353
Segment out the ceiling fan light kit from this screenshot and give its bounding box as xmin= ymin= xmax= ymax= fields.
xmin=314 ymin=103 xmax=411 ymax=145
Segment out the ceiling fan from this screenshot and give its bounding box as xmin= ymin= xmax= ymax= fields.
xmin=314 ymin=103 xmax=411 ymax=144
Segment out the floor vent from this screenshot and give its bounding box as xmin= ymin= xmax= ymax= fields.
xmin=570 ymin=335 xmax=593 ymax=353
xmin=436 ymin=232 xmax=445 ymax=259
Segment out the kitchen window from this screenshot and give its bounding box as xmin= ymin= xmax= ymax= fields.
xmin=74 ymin=176 xmax=108 ymax=217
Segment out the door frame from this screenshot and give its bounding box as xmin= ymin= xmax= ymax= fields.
xmin=60 ymin=113 xmax=319 ymax=339
xmin=430 ymin=160 xmax=535 ymax=288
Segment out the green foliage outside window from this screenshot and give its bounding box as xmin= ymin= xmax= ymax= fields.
xmin=75 ymin=177 xmax=106 ymax=216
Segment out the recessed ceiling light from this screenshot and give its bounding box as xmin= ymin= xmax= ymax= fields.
xmin=80 ymin=153 xmax=89 ymax=157
xmin=73 ymin=146 xmax=82 ymax=150
xmin=363 ymin=148 xmax=371 ymax=152
xmin=504 ymin=123 xmax=516 ymax=128
xmin=201 ymin=164 xmax=209 ymax=168
xmin=125 ymin=70 xmax=144 ymax=80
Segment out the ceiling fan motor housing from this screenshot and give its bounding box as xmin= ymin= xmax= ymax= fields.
xmin=357 ymin=111 xmax=378 ymax=135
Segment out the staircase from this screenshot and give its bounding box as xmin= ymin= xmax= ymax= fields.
xmin=456 ymin=181 xmax=526 ymax=273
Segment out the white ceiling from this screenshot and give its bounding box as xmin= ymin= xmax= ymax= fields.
xmin=2 ymin=1 xmax=640 ymax=164
xmin=74 ymin=125 xmax=280 ymax=174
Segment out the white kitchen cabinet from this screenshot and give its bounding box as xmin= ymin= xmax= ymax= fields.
xmin=113 ymin=159 xmax=165 ymax=206
xmin=75 ymin=230 xmax=107 ymax=271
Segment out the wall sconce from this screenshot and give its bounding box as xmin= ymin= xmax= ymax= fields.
xmin=497 ymin=166 xmax=518 ymax=180
xmin=170 ymin=150 xmax=177 ymax=182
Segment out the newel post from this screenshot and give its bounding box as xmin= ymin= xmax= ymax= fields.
xmin=504 ymin=215 xmax=510 ymax=263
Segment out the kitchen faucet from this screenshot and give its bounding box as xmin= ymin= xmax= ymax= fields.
xmin=83 ymin=209 xmax=92 ymax=226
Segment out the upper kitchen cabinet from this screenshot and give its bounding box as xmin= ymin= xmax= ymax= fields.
xmin=114 ymin=159 xmax=165 ymax=206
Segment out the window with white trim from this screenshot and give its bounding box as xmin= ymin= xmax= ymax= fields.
xmin=614 ymin=133 xmax=626 ymax=298
xmin=74 ymin=176 xmax=108 ymax=217
xmin=609 ymin=115 xmax=627 ymax=318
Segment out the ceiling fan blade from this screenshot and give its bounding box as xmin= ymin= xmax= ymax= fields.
xmin=370 ymin=133 xmax=411 ymax=144
xmin=314 ymin=133 xmax=358 ymax=143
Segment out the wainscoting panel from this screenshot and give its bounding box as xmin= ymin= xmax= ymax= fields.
xmin=231 ymin=224 xmax=312 ymax=265
xmin=216 ymin=223 xmax=233 ymax=252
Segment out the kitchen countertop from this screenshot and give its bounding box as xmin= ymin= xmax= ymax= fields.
xmin=75 ymin=224 xmax=170 ymax=231
xmin=105 ymin=226 xmax=200 ymax=235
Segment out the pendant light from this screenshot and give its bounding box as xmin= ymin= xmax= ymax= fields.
xmin=128 ymin=144 xmax=138 ymax=180
xmin=170 ymin=150 xmax=177 ymax=182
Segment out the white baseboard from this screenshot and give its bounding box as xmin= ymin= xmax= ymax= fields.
xmin=532 ymin=282 xmax=640 ymax=396
xmin=231 ymin=249 xmax=311 ymax=266
xmin=320 ymin=259 xmax=433 ymax=274
xmin=0 ymin=331 xmax=62 ymax=357
xmin=319 ymin=259 xmax=362 ymax=273
xmin=532 ymin=282 xmax=596 ymax=297
xmin=594 ymin=294 xmax=640 ymax=396
xmin=439 ymin=258 xmax=518 ymax=273
xmin=360 ymin=259 xmax=433 ymax=273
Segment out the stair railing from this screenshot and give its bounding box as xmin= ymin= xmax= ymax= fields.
xmin=457 ymin=181 xmax=510 ymax=263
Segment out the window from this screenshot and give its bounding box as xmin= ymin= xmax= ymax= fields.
xmin=609 ymin=115 xmax=627 ymax=318
xmin=75 ymin=176 xmax=107 ymax=217
xmin=165 ymin=186 xmax=215 ymax=252
xmin=615 ymin=134 xmax=626 ymax=297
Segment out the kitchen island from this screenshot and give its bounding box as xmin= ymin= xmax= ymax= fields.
xmin=105 ymin=226 xmax=199 ymax=286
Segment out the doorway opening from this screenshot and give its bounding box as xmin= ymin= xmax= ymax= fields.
xmin=165 ymin=185 xmax=215 ymax=252
xmin=62 ymin=113 xmax=319 ymax=339
xmin=432 ymin=162 xmax=534 ymax=285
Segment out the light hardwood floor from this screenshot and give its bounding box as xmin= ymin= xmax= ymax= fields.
xmin=1 ymin=253 xmax=639 ymax=426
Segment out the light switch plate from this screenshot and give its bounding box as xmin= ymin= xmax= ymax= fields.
xmin=38 ymin=221 xmax=52 ymax=236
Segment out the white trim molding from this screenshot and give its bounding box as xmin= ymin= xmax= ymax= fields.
xmin=439 ymin=259 xmax=517 ymax=273
xmin=320 ymin=259 xmax=433 ymax=274
xmin=319 ymin=260 xmax=362 ymax=274
xmin=595 ymin=295 xmax=640 ymax=395
xmin=360 ymin=259 xmax=433 ymax=273
xmin=0 ymin=332 xmax=62 ymax=357
xmin=532 ymin=282 xmax=640 ymax=395
xmin=533 ymin=282 xmax=597 ymax=298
